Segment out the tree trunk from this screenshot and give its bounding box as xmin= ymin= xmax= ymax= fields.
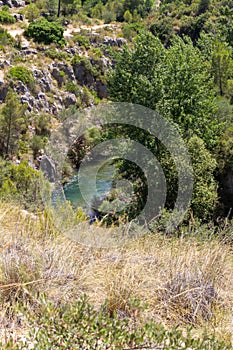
xmin=57 ymin=0 xmax=61 ymax=17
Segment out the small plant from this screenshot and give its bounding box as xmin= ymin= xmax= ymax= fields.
xmin=65 ymin=81 xmax=81 ymax=97
xmin=24 ymin=18 xmax=66 ymax=46
xmin=25 ymin=3 xmax=40 ymax=22
xmin=73 ymin=33 xmax=90 ymax=49
xmin=8 ymin=66 xmax=35 ymax=87
xmin=45 ymin=49 xmax=70 ymax=61
xmin=7 ymin=296 xmax=231 ymax=350
xmin=0 ymin=7 xmax=16 ymax=24
xmin=0 ymin=28 xmax=15 ymax=48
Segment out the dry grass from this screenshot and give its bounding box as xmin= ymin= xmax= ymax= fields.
xmin=0 ymin=202 xmax=233 ymax=345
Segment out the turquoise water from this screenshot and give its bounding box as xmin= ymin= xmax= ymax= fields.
xmin=52 ymin=162 xmax=115 ymax=210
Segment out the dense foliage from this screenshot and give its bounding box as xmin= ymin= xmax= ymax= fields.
xmin=0 ymin=7 xmax=16 ymax=24
xmin=5 ymin=296 xmax=230 ymax=350
xmin=24 ymin=18 xmax=65 ymax=46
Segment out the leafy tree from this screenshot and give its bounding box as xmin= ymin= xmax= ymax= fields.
xmin=108 ymin=32 xmax=222 ymax=221
xmin=211 ymin=41 xmax=233 ymax=96
xmin=187 ymin=136 xmax=218 ymax=220
xmin=109 ymin=32 xmax=220 ymax=146
xmin=0 ymin=89 xmax=27 ymax=157
xmin=157 ymin=36 xmax=219 ymax=146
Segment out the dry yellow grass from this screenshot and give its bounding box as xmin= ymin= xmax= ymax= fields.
xmin=0 ymin=202 xmax=233 ymax=345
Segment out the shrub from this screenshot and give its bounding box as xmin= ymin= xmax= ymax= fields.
xmin=0 ymin=159 xmax=49 ymax=210
xmin=0 ymin=28 xmax=15 ymax=48
xmin=25 ymin=3 xmax=40 ymax=22
xmin=45 ymin=49 xmax=70 ymax=61
xmin=65 ymin=81 xmax=81 ymax=97
xmin=8 ymin=66 xmax=35 ymax=87
xmin=24 ymin=18 xmax=65 ymax=46
xmin=0 ymin=9 xmax=16 ymax=24
xmin=8 ymin=296 xmax=231 ymax=350
xmin=73 ymin=34 xmax=90 ymax=49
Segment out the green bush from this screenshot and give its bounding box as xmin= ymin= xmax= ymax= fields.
xmin=0 ymin=28 xmax=15 ymax=48
xmin=0 ymin=159 xmax=49 ymax=210
xmin=7 ymin=296 xmax=231 ymax=350
xmin=0 ymin=9 xmax=16 ymax=24
xmin=25 ymin=3 xmax=40 ymax=22
xmin=8 ymin=66 xmax=35 ymax=87
xmin=65 ymin=81 xmax=81 ymax=97
xmin=45 ymin=49 xmax=70 ymax=61
xmin=73 ymin=34 xmax=91 ymax=49
xmin=24 ymin=18 xmax=66 ymax=46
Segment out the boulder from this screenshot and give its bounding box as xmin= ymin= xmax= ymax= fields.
xmin=11 ymin=0 xmax=25 ymax=7
xmin=73 ymin=63 xmax=95 ymax=86
xmin=33 ymin=69 xmax=52 ymax=92
xmin=103 ymin=36 xmax=127 ymax=47
xmin=12 ymin=13 xmax=24 ymax=21
xmin=95 ymin=81 xmax=108 ymax=99
xmin=64 ymin=93 xmax=77 ymax=108
xmin=51 ymin=62 xmax=76 ymax=82
xmin=50 ymin=67 xmax=65 ymax=88
xmin=2 ymin=0 xmax=13 ymax=7
xmin=15 ymin=81 xmax=28 ymax=94
xmin=0 ymin=60 xmax=11 ymax=69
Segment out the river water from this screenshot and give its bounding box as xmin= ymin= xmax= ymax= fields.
xmin=52 ymin=162 xmax=115 ymax=210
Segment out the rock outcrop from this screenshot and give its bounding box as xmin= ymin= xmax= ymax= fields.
xmin=2 ymin=0 xmax=25 ymax=7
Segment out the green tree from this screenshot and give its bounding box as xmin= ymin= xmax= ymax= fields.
xmin=157 ymin=36 xmax=219 ymax=146
xmin=108 ymin=32 xmax=222 ymax=222
xmin=0 ymin=89 xmax=27 ymax=157
xmin=211 ymin=41 xmax=233 ymax=96
xmin=109 ymin=33 xmax=220 ymax=146
xmin=187 ymin=136 xmax=218 ymax=220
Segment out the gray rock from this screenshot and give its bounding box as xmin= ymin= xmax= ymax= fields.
xmin=64 ymin=93 xmax=77 ymax=108
xmin=117 ymin=37 xmax=127 ymax=46
xmin=51 ymin=67 xmax=64 ymax=87
xmin=12 ymin=13 xmax=24 ymax=21
xmin=22 ymin=49 xmax=37 ymax=55
xmin=11 ymin=0 xmax=25 ymax=7
xmin=73 ymin=62 xmax=94 ymax=86
xmin=65 ymin=48 xmax=76 ymax=55
xmin=33 ymin=69 xmax=52 ymax=93
xmin=103 ymin=36 xmax=127 ymax=47
xmin=0 ymin=60 xmax=11 ymax=69
xmin=37 ymin=92 xmax=46 ymax=100
xmin=2 ymin=0 xmax=13 ymax=8
xmin=95 ymin=81 xmax=108 ymax=99
xmin=51 ymin=62 xmax=75 ymax=81
xmin=15 ymin=81 xmax=28 ymax=94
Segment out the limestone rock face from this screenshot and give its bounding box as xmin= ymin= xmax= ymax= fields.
xmin=64 ymin=93 xmax=77 ymax=108
xmin=73 ymin=62 xmax=95 ymax=87
xmin=2 ymin=0 xmax=25 ymax=7
xmin=11 ymin=0 xmax=25 ymax=7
